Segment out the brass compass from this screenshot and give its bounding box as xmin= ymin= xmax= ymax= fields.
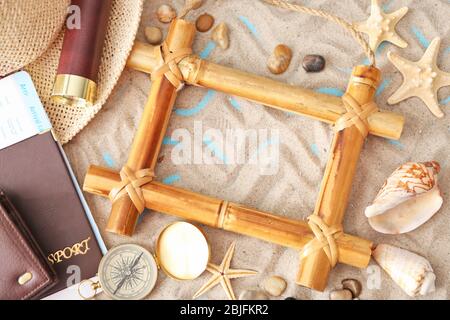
xmin=80 ymin=244 xmax=158 ymax=300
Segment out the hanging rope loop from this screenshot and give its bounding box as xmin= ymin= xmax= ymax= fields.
xmin=262 ymin=0 xmax=376 ymax=66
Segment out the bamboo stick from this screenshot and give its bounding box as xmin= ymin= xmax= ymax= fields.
xmin=106 ymin=20 xmax=197 ymax=235
xmin=84 ymin=165 xmax=374 ymax=269
xmin=127 ymin=42 xmax=404 ymax=140
xmin=296 ymin=66 xmax=381 ymax=291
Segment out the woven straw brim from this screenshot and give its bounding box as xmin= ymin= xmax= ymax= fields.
xmin=0 ymin=0 xmax=69 ymax=77
xmin=26 ymin=0 xmax=144 ymax=144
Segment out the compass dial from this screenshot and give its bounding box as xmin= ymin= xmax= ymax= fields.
xmin=98 ymin=244 xmax=158 ymax=300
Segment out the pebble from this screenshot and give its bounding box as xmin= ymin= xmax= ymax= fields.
xmin=144 ymin=26 xmax=163 ymax=45
xmin=212 ymin=22 xmax=229 ymax=49
xmin=284 ymin=297 xmax=297 ymax=300
xmin=239 ymin=290 xmax=269 ymax=300
xmin=180 ymin=0 xmax=204 ymax=18
xmin=185 ymin=0 xmax=203 ymax=10
xmin=196 ymin=13 xmax=215 ymax=32
xmin=341 ymin=279 xmax=362 ymax=298
xmin=263 ymin=276 xmax=287 ymax=297
xmin=267 ymin=44 xmax=292 ymax=75
xmin=329 ymin=289 xmax=353 ymax=300
xmin=157 ymin=4 xmax=177 ymax=24
xmin=302 ymin=54 xmax=326 ymax=73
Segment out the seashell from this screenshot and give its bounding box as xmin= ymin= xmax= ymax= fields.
xmin=196 ymin=13 xmax=215 ymax=33
xmin=365 ymin=161 xmax=443 ymax=234
xmin=212 ymin=22 xmax=229 ymax=49
xmin=157 ymin=4 xmax=177 ymax=24
xmin=267 ymin=44 xmax=293 ymax=75
xmin=373 ymin=244 xmax=436 ymax=297
xmin=145 ymin=26 xmax=163 ymax=45
xmin=263 ymin=275 xmax=287 ymax=297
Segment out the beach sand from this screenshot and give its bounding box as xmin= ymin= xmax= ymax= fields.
xmin=64 ymin=0 xmax=450 ymax=300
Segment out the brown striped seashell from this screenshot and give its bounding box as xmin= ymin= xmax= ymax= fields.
xmin=365 ymin=161 xmax=443 ymax=234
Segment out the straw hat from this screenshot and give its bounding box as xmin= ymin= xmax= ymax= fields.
xmin=0 ymin=0 xmax=144 ymax=144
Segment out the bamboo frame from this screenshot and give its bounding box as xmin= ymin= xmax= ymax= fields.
xmin=83 ymin=19 xmax=405 ymax=292
xmin=84 ymin=165 xmax=373 ymax=269
xmin=106 ymin=20 xmax=197 ymax=235
xmin=128 ymin=41 xmax=404 ymax=140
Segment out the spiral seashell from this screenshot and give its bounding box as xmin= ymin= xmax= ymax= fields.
xmin=373 ymin=244 xmax=436 ymax=297
xmin=365 ymin=161 xmax=443 ymax=234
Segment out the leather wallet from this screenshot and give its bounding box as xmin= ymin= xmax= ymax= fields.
xmin=0 ymin=190 xmax=57 ymax=300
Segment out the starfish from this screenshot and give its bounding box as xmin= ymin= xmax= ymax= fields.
xmin=354 ymin=0 xmax=409 ymax=51
xmin=388 ymin=37 xmax=450 ymax=118
xmin=193 ymin=242 xmax=258 ymax=300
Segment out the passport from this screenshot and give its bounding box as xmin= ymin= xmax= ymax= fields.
xmin=0 ymin=71 xmax=106 ymax=297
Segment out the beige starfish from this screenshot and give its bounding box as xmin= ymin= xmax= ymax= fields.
xmin=193 ymin=242 xmax=258 ymax=300
xmin=354 ymin=0 xmax=408 ymax=51
xmin=388 ymin=37 xmax=450 ymax=118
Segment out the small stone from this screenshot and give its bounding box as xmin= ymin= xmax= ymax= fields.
xmin=302 ymin=54 xmax=326 ymax=73
xmin=341 ymin=279 xmax=362 ymax=298
xmin=284 ymin=297 xmax=297 ymax=300
xmin=157 ymin=4 xmax=177 ymax=24
xmin=212 ymin=22 xmax=229 ymax=49
xmin=329 ymin=289 xmax=353 ymax=300
xmin=239 ymin=290 xmax=269 ymax=300
xmin=263 ymin=276 xmax=287 ymax=297
xmin=267 ymin=44 xmax=292 ymax=75
xmin=145 ymin=26 xmax=163 ymax=45
xmin=180 ymin=0 xmax=204 ymax=18
xmin=185 ymin=0 xmax=203 ymax=10
xmin=196 ymin=13 xmax=215 ymax=32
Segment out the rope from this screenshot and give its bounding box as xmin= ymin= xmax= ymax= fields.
xmin=333 ymin=93 xmax=378 ymax=137
xmin=300 ymin=215 xmax=343 ymax=268
xmin=109 ymin=166 xmax=155 ymax=214
xmin=262 ymin=0 xmax=376 ymax=66
xmin=152 ymin=42 xmax=193 ymax=90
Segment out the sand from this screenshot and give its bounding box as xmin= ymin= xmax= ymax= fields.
xmin=64 ymin=0 xmax=450 ymax=300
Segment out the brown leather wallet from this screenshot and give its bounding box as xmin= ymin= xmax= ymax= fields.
xmin=0 ymin=190 xmax=57 ymax=300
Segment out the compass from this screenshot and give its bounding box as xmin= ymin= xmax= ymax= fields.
xmin=78 ymin=223 xmax=209 ymax=300
xmin=97 ymin=244 xmax=158 ymax=300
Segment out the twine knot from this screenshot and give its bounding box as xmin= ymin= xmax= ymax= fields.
xmin=300 ymin=215 xmax=343 ymax=268
xmin=152 ymin=42 xmax=193 ymax=91
xmin=109 ymin=166 xmax=155 ymax=213
xmin=333 ymin=93 xmax=378 ymax=137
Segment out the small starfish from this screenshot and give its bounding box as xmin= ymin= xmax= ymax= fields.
xmin=193 ymin=242 xmax=257 ymax=300
xmin=354 ymin=0 xmax=409 ymax=51
xmin=388 ymin=37 xmax=450 ymax=118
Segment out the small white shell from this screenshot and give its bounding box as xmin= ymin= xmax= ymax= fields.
xmin=365 ymin=161 xmax=443 ymax=234
xmin=157 ymin=5 xmax=177 ymax=24
xmin=373 ymin=244 xmax=436 ymax=297
xmin=212 ymin=22 xmax=230 ymax=49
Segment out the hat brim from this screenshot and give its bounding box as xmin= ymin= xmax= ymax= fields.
xmin=0 ymin=0 xmax=70 ymax=77
xmin=26 ymin=0 xmax=145 ymax=144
